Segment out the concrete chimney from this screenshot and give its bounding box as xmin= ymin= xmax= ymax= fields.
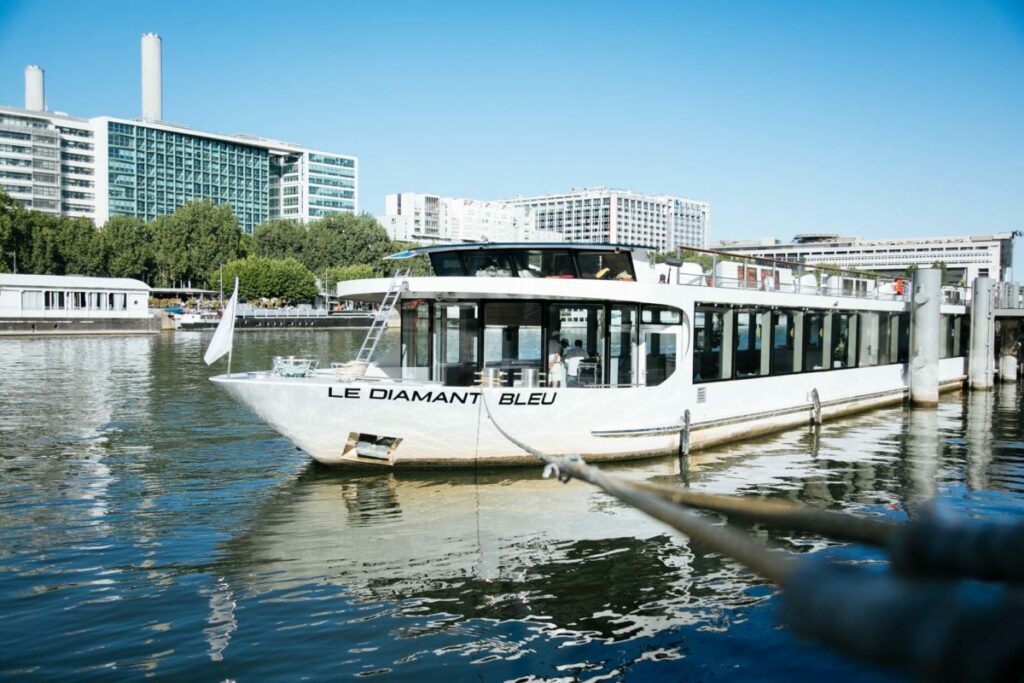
xmin=141 ymin=33 xmax=162 ymax=121
xmin=24 ymin=65 xmax=44 ymax=111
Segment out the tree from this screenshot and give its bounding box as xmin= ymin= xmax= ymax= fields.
xmin=302 ymin=213 xmax=392 ymax=273
xmin=253 ymin=219 xmax=305 ymax=261
xmin=152 ymin=201 xmax=241 ymax=287
xmin=214 ymin=256 xmax=318 ymax=304
xmin=55 ymin=216 xmax=103 ymax=276
xmin=101 ymin=216 xmax=154 ymax=281
xmin=324 ymin=263 xmax=375 ymax=289
xmin=0 ymin=189 xmax=23 ymax=273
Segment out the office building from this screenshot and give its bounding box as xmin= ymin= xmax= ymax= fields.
xmin=381 ymin=193 xmax=553 ymax=244
xmin=381 ymin=188 xmax=710 ymax=250
xmin=509 ymin=188 xmax=709 ymax=251
xmin=0 ymin=35 xmax=357 ymax=234
xmin=714 ymin=232 xmax=1016 ymax=283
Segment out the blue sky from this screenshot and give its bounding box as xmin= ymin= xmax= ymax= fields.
xmin=0 ymin=0 xmax=1021 ymax=261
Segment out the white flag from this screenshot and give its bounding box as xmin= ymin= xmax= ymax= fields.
xmin=204 ymin=278 xmax=239 ymax=366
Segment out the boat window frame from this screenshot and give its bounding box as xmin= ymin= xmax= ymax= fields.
xmin=423 ymin=247 xmax=635 ymax=281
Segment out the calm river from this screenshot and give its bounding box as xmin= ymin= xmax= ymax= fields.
xmin=1 ymin=331 xmax=1022 ymax=680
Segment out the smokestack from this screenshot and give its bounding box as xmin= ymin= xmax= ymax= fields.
xmin=141 ymin=33 xmax=162 ymax=121
xmin=24 ymin=65 xmax=44 ymax=111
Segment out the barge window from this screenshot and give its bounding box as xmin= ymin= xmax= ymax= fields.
xmin=463 ymin=251 xmax=514 ymax=278
xmin=771 ymin=311 xmax=796 ymax=375
xmin=512 ymin=250 xmax=577 ymax=278
xmin=45 ymin=291 xmax=65 ymax=310
xmin=429 ymin=251 xmax=465 ymax=277
xmin=895 ymin=314 xmax=910 ymax=363
xmin=960 ymin=314 xmax=970 ymax=357
xmin=831 ymin=312 xmax=857 ymax=368
xmin=802 ymin=312 xmax=825 ymax=371
xmin=694 ymin=307 xmax=727 ymax=382
xmin=942 ymin=315 xmax=960 ymax=358
xmin=609 ymin=305 xmax=638 ymax=386
xmin=857 ymin=312 xmax=881 ymax=367
xmin=108 ymin=293 xmax=126 ymax=311
xmin=577 ymin=250 xmax=635 ymax=281
xmin=549 ymin=304 xmax=605 ymax=386
xmin=433 ymin=304 xmax=478 ymax=386
xmin=877 ymin=313 xmax=892 ymax=365
xmin=483 ymin=302 xmax=543 ymax=383
xmin=21 ymin=290 xmax=43 ymax=311
xmin=644 ymin=328 xmax=677 ymax=386
xmin=401 ymin=301 xmax=431 ymax=381
xmin=734 ymin=310 xmax=765 ymax=378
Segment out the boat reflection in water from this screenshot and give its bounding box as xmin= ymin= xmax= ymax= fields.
xmin=209 ymin=389 xmax=1023 ymax=675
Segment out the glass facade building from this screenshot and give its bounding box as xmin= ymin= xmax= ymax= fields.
xmin=106 ymin=121 xmax=270 ymax=234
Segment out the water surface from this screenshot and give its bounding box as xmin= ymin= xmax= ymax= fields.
xmin=1 ymin=331 xmax=1022 ymax=680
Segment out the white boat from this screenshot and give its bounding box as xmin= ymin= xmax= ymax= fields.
xmin=212 ymin=243 xmax=969 ymax=468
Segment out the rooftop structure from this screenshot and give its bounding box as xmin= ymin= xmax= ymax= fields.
xmin=0 ymin=35 xmax=357 ymax=233
xmin=712 ymin=233 xmax=1017 ymax=284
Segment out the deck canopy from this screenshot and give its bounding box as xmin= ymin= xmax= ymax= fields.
xmin=385 ymin=242 xmax=646 ymax=282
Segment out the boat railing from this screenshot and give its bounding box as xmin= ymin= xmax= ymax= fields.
xmin=659 ymin=246 xmax=972 ymax=304
xmin=272 ymin=356 xmax=320 ymax=378
xmin=237 ymin=304 xmax=332 ymax=318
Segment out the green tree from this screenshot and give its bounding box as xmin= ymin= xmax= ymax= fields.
xmin=56 ymin=217 xmax=103 ymax=276
xmin=253 ymin=219 xmax=305 ymax=261
xmin=152 ymin=201 xmax=241 ymax=286
xmin=0 ymin=189 xmax=23 ymax=273
xmin=214 ymin=256 xmax=318 ymax=304
xmin=324 ymin=263 xmax=375 ymax=289
xmin=101 ymin=216 xmax=154 ymax=281
xmin=302 ymin=213 xmax=391 ymax=273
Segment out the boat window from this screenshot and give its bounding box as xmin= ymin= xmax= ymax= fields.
xmin=20 ymin=290 xmax=43 ymax=311
xmin=831 ymin=312 xmax=857 ymax=368
xmin=511 ymin=250 xmax=577 ymax=278
xmin=433 ymin=303 xmax=478 ymax=386
xmin=71 ymin=291 xmax=86 ymax=310
xmin=802 ymin=312 xmax=826 ymax=371
xmin=45 ymin=291 xmax=65 ymax=310
xmin=895 ymin=313 xmax=910 ymax=363
xmin=857 ymin=312 xmax=880 ymax=367
xmin=401 ymin=301 xmax=431 ymax=381
xmin=771 ymin=310 xmax=797 ymax=375
xmin=462 ymin=250 xmax=514 ymax=278
xmin=483 ymin=302 xmax=543 ymax=385
xmin=942 ymin=315 xmax=959 ymax=358
xmin=877 ymin=313 xmax=892 ymax=365
xmin=108 ymin=293 xmax=127 ymax=311
xmin=959 ymin=313 xmax=970 ymax=358
xmin=429 ymin=251 xmax=465 ymax=277
xmin=642 ymin=305 xmax=681 ymax=325
xmin=549 ymin=304 xmax=605 ymax=386
xmin=88 ymin=292 xmax=103 ymax=310
xmin=644 ymin=327 xmax=677 ymax=386
xmin=693 ymin=306 xmax=728 ymax=382
xmin=577 ymin=250 xmax=635 ymax=281
xmin=734 ymin=310 xmax=767 ymax=378
xmin=609 ymin=305 xmax=637 ymax=386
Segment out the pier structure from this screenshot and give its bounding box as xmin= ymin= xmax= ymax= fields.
xmin=993 ymin=283 xmax=1024 ymax=382
xmin=909 ymin=268 xmax=941 ymax=406
xmin=969 ymin=277 xmax=995 ymax=390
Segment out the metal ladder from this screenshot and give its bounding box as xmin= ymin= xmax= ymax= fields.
xmin=356 ymin=269 xmax=409 ymax=364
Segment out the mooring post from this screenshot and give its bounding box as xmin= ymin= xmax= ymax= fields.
xmin=910 ymin=268 xmax=941 ymax=406
xmin=969 ymin=277 xmax=994 ymax=390
xmin=998 ymin=319 xmax=1019 ymax=383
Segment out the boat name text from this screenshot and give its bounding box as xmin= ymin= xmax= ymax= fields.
xmin=328 ymin=387 xmax=557 ymax=406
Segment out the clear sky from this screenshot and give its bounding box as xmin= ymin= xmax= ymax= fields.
xmin=0 ymin=0 xmax=1021 ymax=263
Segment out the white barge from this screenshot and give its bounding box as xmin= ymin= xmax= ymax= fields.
xmin=0 ymin=273 xmax=160 ymax=335
xmin=212 ymin=243 xmax=968 ymax=468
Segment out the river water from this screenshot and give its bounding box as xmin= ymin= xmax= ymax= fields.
xmin=1 ymin=330 xmax=1022 ymax=681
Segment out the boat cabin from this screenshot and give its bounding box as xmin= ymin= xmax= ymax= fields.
xmin=0 ymin=274 xmax=151 ymax=319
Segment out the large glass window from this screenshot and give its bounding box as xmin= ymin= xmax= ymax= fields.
xmin=549 ymin=304 xmax=605 ymax=386
xmin=771 ymin=311 xmax=797 ymax=375
xmin=576 ymin=250 xmax=635 ymax=281
xmin=483 ymin=302 xmax=542 ymax=384
xmin=433 ymin=304 xmax=478 ymax=386
xmin=462 ymin=251 xmax=514 ymax=277
xmin=401 ymin=301 xmax=431 ymax=380
xmin=694 ymin=307 xmax=727 ymax=382
xmin=802 ymin=312 xmax=826 ymax=371
xmin=831 ymin=312 xmax=857 ymax=368
xmin=428 ymin=252 xmax=464 ymax=276
xmin=609 ymin=305 xmax=637 ymax=386
xmin=511 ymin=250 xmax=576 ymax=278
xmin=20 ymin=290 xmax=43 ymax=311
xmin=734 ymin=310 xmax=766 ymax=378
